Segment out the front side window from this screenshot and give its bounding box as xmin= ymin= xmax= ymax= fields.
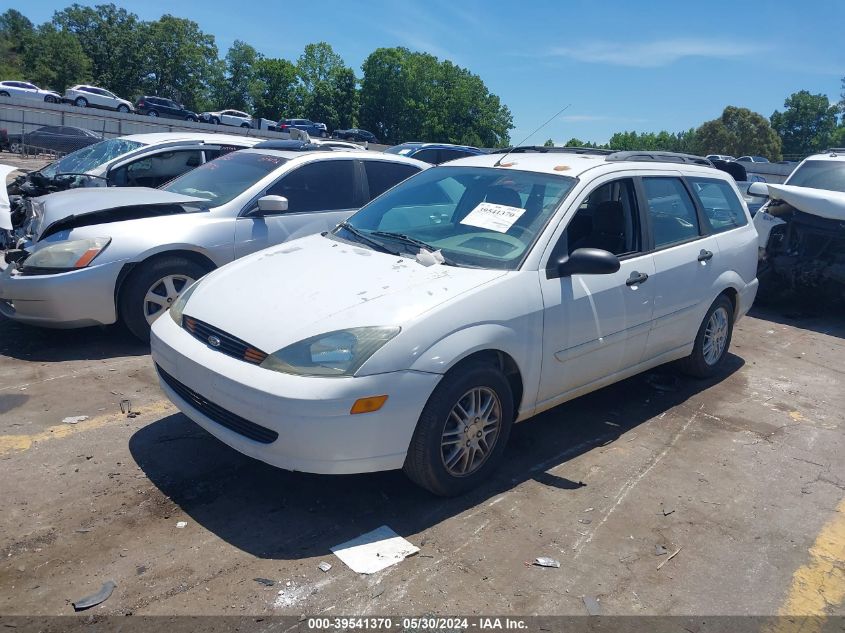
xmin=688 ymin=177 xmax=747 ymax=233
xmin=267 ymin=160 xmax=356 ymax=212
xmin=363 ymin=161 xmax=420 ymax=199
xmin=341 ymin=166 xmax=576 ymax=270
xmin=643 ymin=177 xmax=700 ymax=248
xmin=111 ymin=150 xmax=203 ymax=188
xmin=40 ymin=138 xmax=145 ymax=177
xmin=786 ymin=160 xmax=845 ymax=193
xmin=411 ymin=148 xmax=440 ymax=164
xmin=163 ymin=151 xmax=287 ymax=205
xmin=564 ymin=179 xmax=641 ymax=256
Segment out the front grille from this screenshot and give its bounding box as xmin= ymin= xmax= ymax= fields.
xmin=183 ymin=315 xmax=268 ymax=365
xmin=156 ymin=364 xmax=279 ymax=444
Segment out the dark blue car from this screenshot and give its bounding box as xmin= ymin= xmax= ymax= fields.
xmin=384 ymin=142 xmax=485 ymax=164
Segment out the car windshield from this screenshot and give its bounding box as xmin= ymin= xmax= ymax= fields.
xmin=786 ymin=160 xmax=845 ymax=193
xmin=384 ymin=144 xmax=419 ymax=156
xmin=40 ymin=138 xmax=144 ymax=178
xmin=162 ymin=151 xmax=288 ymax=205
xmin=338 ymin=166 xmax=576 ymax=270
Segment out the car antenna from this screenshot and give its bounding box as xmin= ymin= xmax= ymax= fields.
xmin=493 ymin=103 xmax=572 ymax=167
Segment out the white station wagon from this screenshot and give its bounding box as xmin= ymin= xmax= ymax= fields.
xmin=151 ymin=149 xmax=759 ymax=495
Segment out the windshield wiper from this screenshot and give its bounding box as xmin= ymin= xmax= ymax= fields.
xmin=336 ymin=222 xmax=400 ymax=255
xmin=369 ymin=231 xmax=459 ymax=265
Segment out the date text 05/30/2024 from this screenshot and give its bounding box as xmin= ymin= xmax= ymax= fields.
xmin=306 ymin=617 xmax=528 ymax=630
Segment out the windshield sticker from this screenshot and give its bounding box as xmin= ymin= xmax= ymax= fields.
xmin=397 ymin=149 xmax=412 ymax=155
xmin=460 ymin=202 xmax=526 ymax=233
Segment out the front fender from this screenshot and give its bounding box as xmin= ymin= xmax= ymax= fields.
xmin=408 ymin=323 xmax=527 ymax=375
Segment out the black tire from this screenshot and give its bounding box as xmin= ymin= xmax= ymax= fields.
xmin=74 ymin=96 xmax=88 ymax=107
xmin=241 ymin=122 xmax=251 ymax=128
xmin=118 ymin=256 xmax=208 ymax=342
xmin=210 ymin=117 xmax=220 ymax=125
xmin=679 ymin=294 xmax=735 ymax=378
xmin=44 ymin=95 xmax=57 ymax=103
xmin=0 ymin=91 xmax=9 ymax=97
xmin=403 ymin=360 xmax=514 ymax=496
xmin=147 ymin=110 xmax=159 ymax=117
xmin=117 ymin=104 xmax=130 ymax=113
xmin=186 ymin=115 xmax=197 ymax=122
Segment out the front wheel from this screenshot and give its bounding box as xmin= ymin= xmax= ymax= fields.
xmin=240 ymin=122 xmax=251 ymax=128
xmin=680 ymin=294 xmax=734 ymax=378
xmin=210 ymin=117 xmax=220 ymax=125
xmin=404 ymin=361 xmax=514 ymax=496
xmin=186 ymin=115 xmax=197 ymax=122
xmin=44 ymin=95 xmax=57 ymax=103
xmin=117 ymin=104 xmax=130 ymax=113
xmin=147 ymin=110 xmax=159 ymax=117
xmin=119 ymin=257 xmax=208 ymax=341
xmin=74 ymin=96 xmax=88 ymax=107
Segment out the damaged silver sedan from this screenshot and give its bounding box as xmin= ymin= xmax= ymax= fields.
xmin=0 ymin=148 xmax=427 ymax=339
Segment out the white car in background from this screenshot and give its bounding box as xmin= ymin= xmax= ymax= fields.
xmin=151 ymin=148 xmax=759 ymax=495
xmin=200 ymin=109 xmax=254 ymax=128
xmin=63 ymin=85 xmax=133 ymax=112
xmin=0 ymin=80 xmax=61 ymax=103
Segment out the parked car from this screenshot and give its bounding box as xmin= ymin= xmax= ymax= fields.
xmin=199 ymin=110 xmax=253 ymax=128
xmin=0 ymin=80 xmax=61 ymax=103
xmin=332 ymin=128 xmax=378 ymax=143
xmin=277 ymin=118 xmax=329 ymax=138
xmin=62 ymin=85 xmax=133 ymax=112
xmin=705 ymin=154 xmax=736 ymax=162
xmin=385 ymin=142 xmax=485 ymax=164
xmin=737 ymin=156 xmax=769 ymax=163
xmin=0 ymin=148 xmax=428 ymax=339
xmin=136 ymin=96 xmax=198 ymax=121
xmin=6 ymin=126 xmax=100 ymax=155
xmin=149 ymin=148 xmax=759 ymax=495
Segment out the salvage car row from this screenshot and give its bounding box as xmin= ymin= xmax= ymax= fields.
xmin=2 ymin=137 xmax=841 ymax=495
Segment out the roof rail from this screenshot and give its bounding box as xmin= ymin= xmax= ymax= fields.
xmin=252 ymin=139 xmax=333 ymax=152
xmin=488 ymin=146 xmax=614 ymax=155
xmin=825 ymin=148 xmax=845 ymax=154
xmin=605 ymin=151 xmax=712 ymax=166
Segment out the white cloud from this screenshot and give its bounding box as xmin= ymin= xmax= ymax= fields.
xmin=547 ymin=38 xmax=770 ymax=67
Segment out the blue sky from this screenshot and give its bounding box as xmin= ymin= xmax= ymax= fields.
xmin=10 ymin=0 xmax=845 ymax=143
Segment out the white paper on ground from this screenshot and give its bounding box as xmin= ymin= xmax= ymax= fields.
xmin=0 ymin=164 xmax=20 ymax=231
xmin=331 ymin=525 xmax=419 ymax=574
xmin=460 ymin=201 xmax=526 ymax=233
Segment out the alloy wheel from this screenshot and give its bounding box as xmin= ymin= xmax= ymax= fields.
xmin=703 ymin=306 xmax=730 ymax=365
xmin=440 ymin=387 xmax=502 ymax=477
xmin=143 ymin=274 xmax=194 ymax=325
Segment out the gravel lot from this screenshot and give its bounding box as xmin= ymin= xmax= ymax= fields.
xmin=1 ymin=155 xmax=843 ymax=620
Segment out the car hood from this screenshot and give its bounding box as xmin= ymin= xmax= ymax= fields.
xmin=767 ymin=183 xmax=845 ymax=222
xmin=33 ymin=187 xmax=206 ymax=238
xmin=184 ymin=233 xmax=507 ymax=353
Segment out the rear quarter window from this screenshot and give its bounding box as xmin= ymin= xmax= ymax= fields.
xmin=688 ymin=177 xmax=748 ymax=233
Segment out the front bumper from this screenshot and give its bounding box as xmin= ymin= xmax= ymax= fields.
xmin=150 ymin=313 xmax=442 ymax=475
xmin=0 ymin=258 xmax=122 ymax=327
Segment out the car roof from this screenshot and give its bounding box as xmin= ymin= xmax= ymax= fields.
xmin=119 ymin=132 xmax=263 ymax=146
xmin=238 ymin=147 xmax=429 ymax=168
xmin=443 ymin=149 xmax=735 ymax=180
xmin=394 ymin=142 xmax=482 ymax=152
xmin=801 ymin=150 xmax=845 ymax=162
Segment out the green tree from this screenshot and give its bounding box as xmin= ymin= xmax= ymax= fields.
xmin=0 ymin=9 xmax=35 ymax=78
xmin=222 ymin=40 xmax=259 ymax=111
xmin=294 ymin=42 xmax=356 ymax=129
xmin=695 ymin=106 xmax=782 ymax=160
xmin=543 ymin=138 xmax=555 ymax=147
xmin=53 ymin=4 xmax=145 ymax=98
xmin=251 ymin=57 xmax=298 ymax=120
xmin=23 ymin=24 xmax=91 ymax=91
xmin=771 ymin=90 xmax=839 ymax=157
xmin=141 ymin=15 xmax=219 ymax=111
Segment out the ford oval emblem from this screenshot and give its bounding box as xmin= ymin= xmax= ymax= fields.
xmin=207 ymin=335 xmax=221 ymax=348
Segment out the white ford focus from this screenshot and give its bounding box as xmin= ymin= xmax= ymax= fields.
xmin=151 ymin=148 xmax=759 ymax=495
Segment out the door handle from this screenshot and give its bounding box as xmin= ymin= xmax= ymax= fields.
xmin=626 ymin=271 xmax=649 ymax=286
xmin=698 ymin=249 xmax=714 ymax=262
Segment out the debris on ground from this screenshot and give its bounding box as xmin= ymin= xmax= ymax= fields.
xmin=533 ymin=557 xmax=561 ymax=568
xmin=661 ymin=505 xmax=675 ymax=516
xmin=645 ymin=374 xmax=680 ymax=392
xmin=175 ymin=521 xmax=187 ymax=529
xmin=330 ymin=525 xmax=419 ymax=574
xmin=657 ymin=547 xmax=682 ymax=570
xmin=583 ymin=595 xmax=601 ymax=616
xmin=579 ymin=518 xmax=592 ymax=524
xmin=72 ymin=580 xmax=116 ymax=611
xmin=655 ymin=545 xmax=669 ymax=556
xmin=62 ymin=416 xmax=88 ymax=425
xmin=317 ymin=562 xmax=332 ymax=573
xmin=254 ymin=578 xmax=275 ymax=587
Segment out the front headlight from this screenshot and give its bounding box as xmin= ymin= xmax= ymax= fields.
xmin=169 ymin=279 xmax=201 ymax=326
xmin=260 ymin=326 xmax=400 ymax=377
xmin=21 ymin=237 xmax=110 ymax=272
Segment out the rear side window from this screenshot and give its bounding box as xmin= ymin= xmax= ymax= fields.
xmin=268 ymin=160 xmax=356 ymax=212
xmin=687 ymin=177 xmax=747 ymax=233
xmin=364 ymin=161 xmax=420 ymax=199
xmin=411 ymin=148 xmax=440 ymax=164
xmin=642 ymin=177 xmax=700 ymax=248
xmin=438 ymin=149 xmax=471 ymax=163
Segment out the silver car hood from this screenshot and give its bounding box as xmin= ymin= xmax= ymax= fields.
xmin=33 ymin=187 xmax=206 ymax=239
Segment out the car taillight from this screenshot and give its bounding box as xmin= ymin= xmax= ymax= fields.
xmin=280 ymin=124 xmax=288 ymax=129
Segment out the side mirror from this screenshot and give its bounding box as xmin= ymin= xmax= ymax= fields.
xmin=747 ymin=182 xmax=769 ymax=198
xmin=547 ymin=248 xmax=621 ymax=279
xmin=256 ymin=195 xmax=288 ymax=214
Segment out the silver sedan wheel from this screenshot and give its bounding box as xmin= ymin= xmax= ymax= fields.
xmin=143 ymin=274 xmax=194 ymax=325
xmin=440 ymin=387 xmax=502 ymax=477
xmin=703 ymin=306 xmax=729 ymax=365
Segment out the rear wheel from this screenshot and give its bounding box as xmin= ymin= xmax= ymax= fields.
xmin=147 ymin=110 xmax=159 ymax=117
xmin=44 ymin=95 xmax=57 ymax=103
xmin=186 ymin=115 xmax=197 ymax=122
xmin=680 ymin=294 xmax=734 ymax=378
xmin=119 ymin=257 xmax=207 ymax=341
xmin=240 ymin=122 xmax=251 ymax=128
xmin=74 ymin=96 xmax=88 ymax=107
xmin=404 ymin=361 xmax=513 ymax=496
xmin=0 ymin=91 xmax=9 ymax=97
xmin=210 ymin=117 xmax=220 ymax=125
xmin=117 ymin=104 xmax=130 ymax=113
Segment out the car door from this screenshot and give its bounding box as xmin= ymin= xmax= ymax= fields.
xmin=639 ymin=174 xmax=722 ymax=362
xmin=233 ymin=158 xmax=361 ymax=258
xmin=20 ymin=82 xmax=40 ymax=100
xmin=536 ymin=175 xmax=656 ymax=405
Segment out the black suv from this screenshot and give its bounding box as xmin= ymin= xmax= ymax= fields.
xmin=332 ymin=128 xmax=379 ymax=143
xmin=135 ymin=96 xmax=198 ymax=121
